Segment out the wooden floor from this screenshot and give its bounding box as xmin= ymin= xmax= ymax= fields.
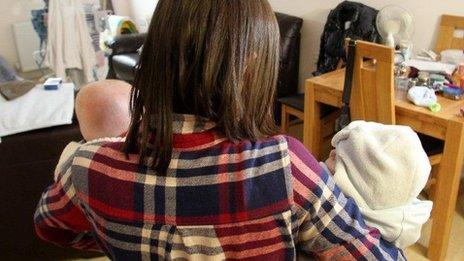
xmin=65 ymin=124 xmax=464 ymax=261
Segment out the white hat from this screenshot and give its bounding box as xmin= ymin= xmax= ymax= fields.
xmin=332 ymin=121 xmax=431 ymax=210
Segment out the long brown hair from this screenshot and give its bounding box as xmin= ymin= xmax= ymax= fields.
xmin=124 ymin=0 xmax=280 ymax=174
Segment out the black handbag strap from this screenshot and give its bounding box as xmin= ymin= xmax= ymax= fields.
xmin=335 ymin=40 xmax=357 ymax=132
xmin=342 ymin=39 xmax=357 ymax=106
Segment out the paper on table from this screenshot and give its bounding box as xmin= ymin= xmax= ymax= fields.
xmin=404 ymin=59 xmax=457 ymax=75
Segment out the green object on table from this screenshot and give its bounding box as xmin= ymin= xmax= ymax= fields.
xmin=429 ymin=102 xmax=442 ymax=113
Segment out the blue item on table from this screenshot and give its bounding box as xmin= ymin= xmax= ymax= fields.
xmin=443 ymin=87 xmax=464 ymax=100
xmin=44 ymin=78 xmax=62 ymax=90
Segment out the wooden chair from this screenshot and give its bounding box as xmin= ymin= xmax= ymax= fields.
xmin=435 ymin=15 xmax=464 ymax=53
xmin=279 ymin=94 xmax=305 ymax=133
xmin=280 ymin=37 xmax=351 ymax=135
xmin=350 ymin=41 xmax=449 ymax=258
xmin=279 ymin=95 xmax=339 ymax=149
xmin=349 ymin=41 xmax=395 ymax=123
xmin=279 ymin=93 xmax=339 ymax=159
xmin=350 ymin=39 xmax=443 ymax=172
xmin=284 ymin=41 xmax=395 ymax=152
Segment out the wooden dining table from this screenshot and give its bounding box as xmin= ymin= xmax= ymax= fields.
xmin=303 ymin=68 xmax=464 ymax=261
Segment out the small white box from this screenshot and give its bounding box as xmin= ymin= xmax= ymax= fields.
xmin=44 ymin=78 xmax=63 ymax=90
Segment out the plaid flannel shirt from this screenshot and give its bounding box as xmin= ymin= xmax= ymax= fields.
xmin=34 ymin=114 xmax=405 ymax=260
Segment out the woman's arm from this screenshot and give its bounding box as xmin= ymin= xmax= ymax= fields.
xmin=286 ymin=136 xmax=406 ymax=260
xmin=34 ymin=146 xmax=100 ymax=251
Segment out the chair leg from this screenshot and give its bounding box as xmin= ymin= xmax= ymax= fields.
xmin=281 ymin=105 xmax=290 ymax=134
xmin=426 ymin=165 xmax=439 ymax=201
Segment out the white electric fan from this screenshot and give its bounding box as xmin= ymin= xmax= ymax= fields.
xmin=376 ymin=5 xmax=414 ymax=48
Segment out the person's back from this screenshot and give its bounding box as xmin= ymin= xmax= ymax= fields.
xmin=35 ymin=114 xmax=405 ymax=260
xmin=34 ymin=0 xmax=405 ymax=259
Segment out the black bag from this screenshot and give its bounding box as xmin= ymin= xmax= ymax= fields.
xmin=335 ymin=40 xmax=357 ymax=132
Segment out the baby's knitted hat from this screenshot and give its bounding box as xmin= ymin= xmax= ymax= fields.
xmin=332 ymin=121 xmax=431 ymax=210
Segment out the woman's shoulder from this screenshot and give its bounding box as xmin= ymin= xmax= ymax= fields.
xmin=63 ymin=137 xmax=140 ymax=188
xmin=271 ymin=135 xmax=317 ymax=161
xmin=261 ymin=135 xmax=318 ymax=161
xmin=71 ymin=137 xmax=125 ymax=156
xmin=52 ymin=137 xmax=131 ymax=184
xmin=65 ymin=137 xmax=134 ymax=170
xmin=78 ymin=136 xmax=131 ymax=158
xmin=276 ymin=135 xmax=326 ymax=180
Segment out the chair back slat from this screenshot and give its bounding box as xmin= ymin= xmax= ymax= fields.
xmin=349 ymin=40 xmax=395 ymax=124
xmin=435 ymin=15 xmax=464 ymax=53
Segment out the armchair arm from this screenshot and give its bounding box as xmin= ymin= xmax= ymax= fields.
xmin=106 ymin=33 xmax=147 ymax=55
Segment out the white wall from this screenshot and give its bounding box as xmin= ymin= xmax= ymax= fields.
xmin=0 ymin=0 xmax=44 ymax=69
xmin=112 ymin=0 xmax=158 ymax=31
xmin=268 ymin=0 xmax=464 ymax=92
xmin=111 ymin=0 xmax=132 ymax=17
xmin=129 ymin=0 xmax=158 ymax=22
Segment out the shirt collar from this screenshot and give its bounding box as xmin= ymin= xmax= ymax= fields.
xmin=172 ymin=114 xmax=217 ymax=134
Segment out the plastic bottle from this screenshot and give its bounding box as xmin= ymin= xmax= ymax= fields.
xmin=453 ymin=50 xmax=464 ymax=88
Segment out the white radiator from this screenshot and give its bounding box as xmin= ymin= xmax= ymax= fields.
xmin=12 ymin=21 xmax=41 ymax=72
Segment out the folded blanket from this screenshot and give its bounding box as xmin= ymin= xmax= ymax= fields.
xmin=0 ymin=83 xmax=75 ymax=138
xmin=0 ymin=80 xmax=36 ymax=100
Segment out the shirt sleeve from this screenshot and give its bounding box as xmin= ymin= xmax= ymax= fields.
xmin=285 ymin=136 xmax=405 ymax=260
xmin=33 ymin=143 xmax=100 ymax=251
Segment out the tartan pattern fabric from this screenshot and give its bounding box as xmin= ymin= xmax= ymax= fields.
xmin=34 ymin=114 xmax=405 ymax=260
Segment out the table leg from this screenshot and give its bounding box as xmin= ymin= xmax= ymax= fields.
xmin=281 ymin=105 xmax=289 ymax=134
xmin=303 ymin=82 xmax=322 ymax=160
xmin=427 ymin=120 xmax=464 ymax=261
